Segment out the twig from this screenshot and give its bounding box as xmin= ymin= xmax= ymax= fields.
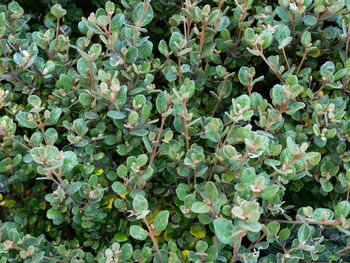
xmin=56 ymin=18 xmax=60 ymax=39
xmin=282 ymin=47 xmax=290 ymax=69
xmin=0 ymin=130 xmax=31 ymax=152
xmin=258 ymin=45 xmax=284 ymax=84
xmin=296 ymin=48 xmax=308 ymax=76
xmin=142 ymin=218 xmax=165 ymax=263
xmin=195 ymin=19 xmax=207 ymax=72
xmin=212 ymin=74 xmax=228 ymax=117
xmin=9 ymin=245 xmax=69 ymax=263
xmin=265 ymin=218 xmax=344 ymax=226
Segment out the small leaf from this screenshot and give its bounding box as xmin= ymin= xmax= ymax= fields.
xmin=79 ymin=93 xmax=91 ymax=106
xmin=120 ymin=243 xmax=133 ymax=260
xmin=191 ymin=201 xmax=211 ymax=214
xmin=301 ymin=31 xmax=311 ymax=46
xmin=132 ymin=2 xmax=153 ymax=27
xmin=133 ymin=195 xmax=148 ymax=212
xmin=169 ymin=32 xmax=184 ymax=52
xmin=45 ymin=128 xmax=58 ymax=145
xmin=153 ymin=211 xmax=169 ymax=232
xmin=67 ymin=182 xmax=82 ymax=195
xmin=46 ymin=108 xmax=62 ymax=126
xmin=213 ymin=218 xmax=235 ymax=244
xmin=335 ymin=201 xmax=350 ymax=218
xmin=298 ymin=224 xmax=311 ymax=242
xmin=107 ymin=111 xmax=126 ymax=120
xmin=111 ymin=14 xmax=125 ymax=30
xmin=204 ymin=182 xmax=218 ymax=202
xmin=156 ymin=92 xmax=167 ymax=114
xmin=16 ymin=112 xmax=36 ymax=128
xmin=51 ymin=4 xmax=66 ymax=18
xmin=112 ymin=182 xmax=126 ymax=195
xmin=158 ymin=40 xmax=168 ymax=55
xmin=28 ymin=95 xmax=41 ymax=106
xmin=130 ymin=225 xmax=147 ymax=240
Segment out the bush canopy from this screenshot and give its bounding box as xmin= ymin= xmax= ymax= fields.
xmin=1 ymin=0 xmax=350 ymax=262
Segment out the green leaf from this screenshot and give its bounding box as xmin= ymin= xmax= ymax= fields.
xmin=107 ymin=111 xmax=126 ymax=120
xmin=238 ymin=66 xmax=250 ymax=86
xmin=204 ymin=182 xmax=218 ymax=202
xmin=278 ymin=228 xmax=290 ymax=240
xmin=202 ymin=43 xmax=216 ymax=59
xmin=111 ymin=14 xmax=125 ymax=30
xmin=8 ymin=228 xmax=20 ymax=243
xmin=120 ymin=243 xmax=133 ymax=260
xmin=260 ymin=30 xmax=273 ymax=49
xmin=73 ymin=119 xmax=88 ymax=136
xmin=133 ymin=195 xmax=148 ymax=212
xmin=77 ymin=57 xmax=95 ymax=76
xmin=278 ymin=0 xmax=290 ymax=8
xmin=67 ymin=182 xmax=82 ymax=195
xmin=274 ymin=24 xmax=290 ymax=43
xmin=32 ymin=252 xmax=45 ymax=263
xmin=207 ymin=9 xmax=220 ymax=25
xmin=0 ymin=12 xmax=5 ymax=27
xmin=137 ymin=154 xmax=148 ymax=166
xmin=191 ymin=201 xmax=211 ymax=214
xmin=158 ymin=40 xmax=168 ymax=55
xmin=56 ymin=74 xmax=73 ymax=89
xmin=51 ymin=4 xmax=66 ymax=18
xmin=278 ymin=36 xmax=293 ymax=49
xmin=45 ymin=128 xmax=58 ymax=145
xmin=260 ymin=184 xmax=279 ymax=200
xmin=128 ymin=111 xmax=139 ymax=124
xmin=28 ymin=95 xmax=41 ymax=106
xmin=8 ymin=2 xmax=24 ymax=16
xmin=320 ymin=61 xmax=335 ymax=76
xmin=304 ymin=15 xmax=317 ymax=26
xmin=276 ymin=6 xmax=290 ymax=22
xmin=153 ymin=211 xmax=169 ymax=232
xmin=301 ymin=31 xmax=311 ymax=46
xmin=89 ymin=44 xmax=102 ymax=60
xmin=130 ymin=225 xmax=147 ymax=240
xmin=271 ymin=84 xmax=286 ymax=105
xmin=213 ymin=218 xmax=235 ymax=245
xmin=16 ymin=112 xmax=36 ymax=128
xmin=97 ymin=15 xmax=109 ymax=27
xmin=169 ymin=32 xmax=184 ymax=52
xmin=79 ymin=93 xmax=91 ymax=106
xmin=63 ymin=151 xmax=77 ymax=172
xmin=298 ymin=224 xmax=311 ymax=242
xmin=47 ymin=208 xmax=63 ymax=220
xmin=126 ymin=46 xmax=138 ymax=63
xmin=267 ymin=221 xmax=280 ymax=236
xmin=286 ymin=137 xmax=299 ymax=154
xmin=217 ymin=16 xmax=230 ymax=31
xmin=105 ymin=1 xmax=115 ymax=13
xmin=335 ymin=201 xmax=350 ymax=218
xmin=156 ymin=92 xmax=167 ymax=114
xmin=132 ymin=2 xmax=153 ymax=27
xmin=130 ymin=129 xmax=149 ymax=137
xmin=138 ymin=40 xmax=153 ymax=59
xmin=112 ymin=182 xmax=126 ymax=195
xmin=46 ymin=108 xmax=62 ymax=126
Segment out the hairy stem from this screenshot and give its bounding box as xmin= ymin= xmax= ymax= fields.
xmin=142 ymin=218 xmax=165 ymax=263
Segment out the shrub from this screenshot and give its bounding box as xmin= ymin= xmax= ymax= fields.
xmin=0 ymin=0 xmax=350 ymax=262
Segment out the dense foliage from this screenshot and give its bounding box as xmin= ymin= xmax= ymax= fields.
xmin=1 ymin=0 xmax=350 ymax=262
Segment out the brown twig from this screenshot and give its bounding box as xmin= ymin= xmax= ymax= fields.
xmin=0 ymin=130 xmax=31 ymax=152
xmin=9 ymin=245 xmax=69 ymax=263
xmin=142 ymin=218 xmax=165 ymax=263
xmin=212 ymin=73 xmax=228 ymax=117
xmin=296 ymin=48 xmax=308 ymax=76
